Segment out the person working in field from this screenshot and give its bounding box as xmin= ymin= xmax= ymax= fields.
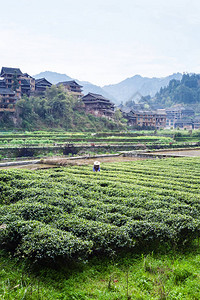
xmin=93 ymin=161 xmax=100 ymax=172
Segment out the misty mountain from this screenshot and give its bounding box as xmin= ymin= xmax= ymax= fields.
xmin=34 ymin=71 xmax=183 ymax=106
xmin=33 ymin=71 xmax=116 ymax=103
xmin=34 ymin=71 xmax=73 ymax=84
xmin=102 ymin=73 xmax=183 ymax=104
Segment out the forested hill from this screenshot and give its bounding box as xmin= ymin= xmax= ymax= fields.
xmin=152 ymin=74 xmax=200 ymax=108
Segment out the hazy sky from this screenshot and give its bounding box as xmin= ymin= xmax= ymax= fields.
xmin=1 ymin=0 xmax=200 ymax=85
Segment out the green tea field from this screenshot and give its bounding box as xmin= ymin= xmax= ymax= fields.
xmin=1 ymin=157 xmax=200 ymax=299
xmin=1 ymin=157 xmax=200 ymax=260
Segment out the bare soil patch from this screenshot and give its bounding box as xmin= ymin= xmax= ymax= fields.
xmin=43 ymin=156 xmax=146 ymax=166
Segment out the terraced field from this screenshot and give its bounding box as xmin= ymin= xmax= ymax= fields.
xmin=0 ymin=132 xmax=172 ymax=147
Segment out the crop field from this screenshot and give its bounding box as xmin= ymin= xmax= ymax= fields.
xmin=0 ymin=132 xmax=173 ymax=147
xmin=1 ymin=130 xmax=200 ymax=161
xmin=0 ymin=129 xmax=200 ymax=148
xmin=0 ymin=157 xmax=200 ymax=263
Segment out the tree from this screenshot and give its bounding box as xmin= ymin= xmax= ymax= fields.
xmin=12 ymin=71 xmax=20 ymax=91
xmin=174 ymin=85 xmax=195 ymax=103
xmin=152 ymin=74 xmax=200 ymax=107
xmin=181 ymin=74 xmax=199 ymax=89
xmin=16 ymin=95 xmax=37 ymax=129
xmin=14 ymin=85 xmax=127 ymax=131
xmin=32 ymin=97 xmax=49 ymax=119
xmin=114 ymin=109 xmax=123 ymax=122
xmin=45 ymin=85 xmax=75 ymax=127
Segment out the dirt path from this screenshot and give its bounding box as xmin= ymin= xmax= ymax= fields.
xmin=42 ymin=156 xmax=146 ymax=166
xmin=0 ymin=156 xmax=147 ymax=170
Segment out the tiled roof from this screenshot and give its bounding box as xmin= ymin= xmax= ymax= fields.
xmin=82 ymin=93 xmax=112 ymax=104
xmin=23 ymin=73 xmax=33 ymax=78
xmin=57 ymin=80 xmax=82 ymax=88
xmin=120 ymin=107 xmax=132 ymax=113
xmin=0 ymin=67 xmax=22 ymax=76
xmin=166 ymin=106 xmax=185 ymax=112
xmin=0 ymin=87 xmax=15 ymax=95
xmin=88 ymin=93 xmax=109 ymax=101
xmin=35 ymin=78 xmax=52 ymax=85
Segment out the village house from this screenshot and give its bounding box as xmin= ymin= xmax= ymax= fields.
xmin=35 ymin=78 xmax=52 ymax=93
xmin=165 ymin=106 xmax=183 ymax=129
xmin=1 ymin=67 xmax=52 ymax=95
xmin=122 ymin=109 xmax=166 ymax=129
xmin=56 ymin=80 xmax=83 ymax=98
xmin=0 ymin=67 xmax=37 ymax=97
xmin=0 ymin=68 xmax=21 ymax=112
xmin=0 ymin=67 xmax=54 ymax=113
xmin=20 ymin=73 xmax=35 ymax=95
xmin=137 ymin=110 xmax=166 ymax=129
xmin=123 ymin=111 xmax=137 ymax=126
xmin=137 ymin=111 xmax=156 ymax=127
xmin=0 ymin=67 xmax=23 ymax=98
xmin=82 ymin=93 xmax=115 ymax=117
xmin=155 ymin=109 xmax=167 ymax=128
xmin=174 ymin=114 xmax=200 ymax=130
xmin=193 ymin=117 xmax=200 ymax=129
xmin=20 ymin=79 xmax=32 ymax=96
xmin=174 ymin=118 xmax=193 ymax=130
xmin=0 ymin=87 xmax=17 ymax=113
xmin=165 ymin=105 xmax=195 ymax=129
xmin=0 ymin=67 xmax=23 ymax=89
xmin=119 ymin=107 xmax=136 ymax=126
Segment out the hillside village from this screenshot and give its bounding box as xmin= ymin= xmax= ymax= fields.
xmin=0 ymin=67 xmax=116 ymax=120
xmin=0 ymin=66 xmax=200 ymax=130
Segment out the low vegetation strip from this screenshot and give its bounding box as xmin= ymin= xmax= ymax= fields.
xmin=0 ymin=135 xmax=172 ymax=146
xmin=0 ymin=157 xmax=200 ymax=263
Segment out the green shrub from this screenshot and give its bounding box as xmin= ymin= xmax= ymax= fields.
xmin=0 ymin=220 xmax=93 ymax=261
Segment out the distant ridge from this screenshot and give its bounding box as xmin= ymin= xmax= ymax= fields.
xmin=103 ymin=73 xmax=183 ymax=104
xmin=34 ymin=71 xmax=72 ymax=84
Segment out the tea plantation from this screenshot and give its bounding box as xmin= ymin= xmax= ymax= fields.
xmin=1 ymin=157 xmax=200 ymax=261
xmin=1 ymin=157 xmax=200 ymax=299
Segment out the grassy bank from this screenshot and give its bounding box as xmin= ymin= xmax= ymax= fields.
xmin=1 ymin=247 xmax=200 ymax=299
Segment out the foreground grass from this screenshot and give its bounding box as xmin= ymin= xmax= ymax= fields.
xmin=1 ymin=246 xmax=200 ymax=300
